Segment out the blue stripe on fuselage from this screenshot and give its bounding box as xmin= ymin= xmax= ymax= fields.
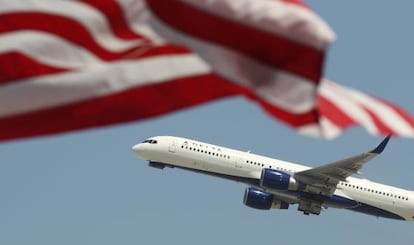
xmin=162 ymin=164 xmax=405 ymax=220
xmin=350 ymin=202 xmax=405 ymax=220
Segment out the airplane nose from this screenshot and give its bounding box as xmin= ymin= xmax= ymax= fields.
xmin=131 ymin=143 xmax=144 ymax=156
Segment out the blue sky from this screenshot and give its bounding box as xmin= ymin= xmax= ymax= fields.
xmin=1 ymin=1 xmax=414 ymax=244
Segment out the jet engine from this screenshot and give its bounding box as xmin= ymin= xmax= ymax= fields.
xmin=260 ymin=168 xmax=298 ymax=190
xmin=243 ymin=187 xmax=289 ymax=210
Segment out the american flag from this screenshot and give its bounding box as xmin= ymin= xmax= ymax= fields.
xmin=0 ymin=0 xmax=334 ymax=140
xmin=318 ymin=80 xmax=414 ymax=139
xmin=1 ymin=0 xmax=413 ymax=141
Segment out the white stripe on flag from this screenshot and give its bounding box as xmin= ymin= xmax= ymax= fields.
xmin=1 ymin=0 xmax=144 ymax=52
xmin=320 ymin=80 xmax=414 ymax=137
xmin=147 ymin=10 xmax=317 ymax=113
xmin=0 ymin=54 xmax=211 ymax=117
xmin=0 ymin=31 xmax=103 ymax=68
xmin=169 ymin=0 xmax=335 ymax=49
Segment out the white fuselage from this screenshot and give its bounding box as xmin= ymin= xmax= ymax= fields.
xmin=132 ymin=136 xmax=414 ymax=221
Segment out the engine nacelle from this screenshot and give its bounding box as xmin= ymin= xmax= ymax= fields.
xmin=243 ymin=187 xmax=289 ymax=210
xmin=260 ymin=168 xmax=298 ymax=190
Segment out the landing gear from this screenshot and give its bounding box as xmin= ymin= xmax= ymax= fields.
xmin=148 ymin=161 xmax=174 ymax=170
xmin=298 ymin=199 xmax=322 ymax=215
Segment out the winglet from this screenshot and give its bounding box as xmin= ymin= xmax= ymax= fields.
xmin=370 ymin=135 xmax=391 ymax=154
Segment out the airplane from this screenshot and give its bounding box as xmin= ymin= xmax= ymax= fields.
xmin=131 ymin=135 xmax=414 ymax=221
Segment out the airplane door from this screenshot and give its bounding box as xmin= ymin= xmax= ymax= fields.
xmin=391 ymin=191 xmax=397 ymax=206
xmin=235 ymin=158 xmax=243 ymax=168
xmin=168 ymin=140 xmax=176 ymax=153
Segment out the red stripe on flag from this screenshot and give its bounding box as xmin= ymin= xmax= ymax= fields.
xmin=319 ymin=95 xmax=407 ymax=136
xmin=363 ymin=108 xmax=395 ymax=135
xmin=0 ymin=74 xmax=236 ymax=140
xmin=260 ymin=101 xmax=318 ymax=127
xmin=0 ymin=72 xmax=319 ymax=141
xmin=0 ymin=13 xmax=145 ymax=61
xmin=282 ymin=0 xmax=309 ymax=8
xmin=145 ymin=0 xmax=324 ymax=83
xmin=0 ymin=52 xmax=70 ymax=84
xmin=317 ymin=95 xmax=356 ymax=129
xmin=122 ymin=44 xmax=193 ymax=59
xmin=374 ymin=97 xmax=414 ymax=128
xmin=0 ymin=45 xmax=193 ymax=83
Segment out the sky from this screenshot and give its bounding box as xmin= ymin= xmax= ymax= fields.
xmin=1 ymin=1 xmax=414 ymax=245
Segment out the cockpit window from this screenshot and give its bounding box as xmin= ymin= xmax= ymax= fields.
xmin=142 ymin=139 xmax=158 ymax=144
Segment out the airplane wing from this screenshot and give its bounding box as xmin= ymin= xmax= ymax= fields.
xmin=293 ymin=136 xmax=391 ymax=195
